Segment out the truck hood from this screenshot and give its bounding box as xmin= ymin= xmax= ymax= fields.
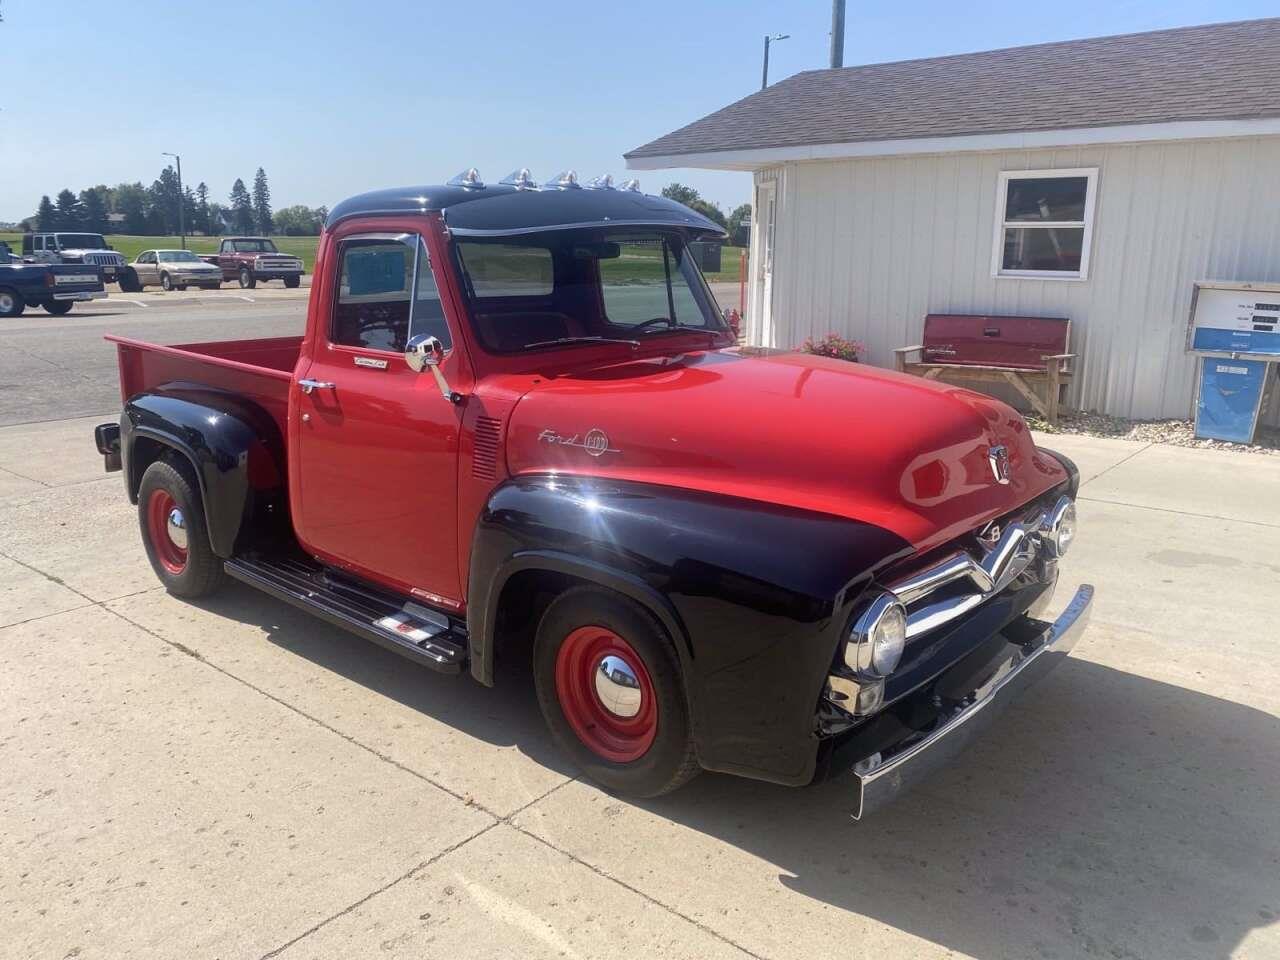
xmin=504 ymin=348 xmax=1068 ymax=552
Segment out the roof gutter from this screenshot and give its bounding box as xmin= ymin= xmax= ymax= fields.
xmin=624 ymin=116 xmax=1280 ymax=171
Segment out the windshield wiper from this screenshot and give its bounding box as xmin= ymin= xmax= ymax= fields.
xmin=523 ymin=336 xmax=640 ymax=350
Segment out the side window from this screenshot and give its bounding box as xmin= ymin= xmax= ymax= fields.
xmin=34 ymin=236 xmax=45 ymax=252
xmin=332 ymin=234 xmax=450 ymax=352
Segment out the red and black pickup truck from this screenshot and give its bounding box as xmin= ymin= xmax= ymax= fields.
xmin=199 ymin=237 xmax=304 ymax=289
xmin=94 ymin=169 xmax=1092 ymax=816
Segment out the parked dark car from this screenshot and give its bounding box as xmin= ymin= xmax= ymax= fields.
xmin=1 ymin=244 xmax=106 ymax=316
xmin=198 ymin=237 xmax=304 ymax=288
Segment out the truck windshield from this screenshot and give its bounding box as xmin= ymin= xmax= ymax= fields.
xmin=56 ymin=234 xmax=108 ymax=250
xmin=230 ymin=239 xmax=278 ymax=253
xmin=157 ymin=250 xmax=200 ymax=261
xmin=455 ymin=230 xmax=723 ymax=353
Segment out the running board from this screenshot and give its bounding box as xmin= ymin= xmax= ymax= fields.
xmin=224 ymin=555 xmax=467 ymax=674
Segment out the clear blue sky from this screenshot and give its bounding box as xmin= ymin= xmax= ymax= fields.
xmin=1 ymin=0 xmax=1272 ymax=223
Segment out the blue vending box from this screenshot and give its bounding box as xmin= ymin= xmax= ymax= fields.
xmin=1194 ymin=358 xmax=1271 ymax=443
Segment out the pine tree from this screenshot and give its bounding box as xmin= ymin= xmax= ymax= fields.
xmin=80 ymin=188 xmax=107 ymax=234
xmin=36 ymin=195 xmax=56 ymax=231
xmin=194 ymin=182 xmax=211 ymax=235
xmin=54 ymin=189 xmax=83 ymax=230
xmin=252 ymin=168 xmax=272 ymax=235
xmin=229 ymin=178 xmax=255 ymax=234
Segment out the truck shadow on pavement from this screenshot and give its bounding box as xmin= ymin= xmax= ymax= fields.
xmin=201 ymin=586 xmax=1277 ymax=960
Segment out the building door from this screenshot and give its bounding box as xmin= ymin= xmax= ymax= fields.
xmin=754 ymin=182 xmax=777 ymax=345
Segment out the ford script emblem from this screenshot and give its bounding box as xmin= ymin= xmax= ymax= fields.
xmin=538 ymin=428 xmax=620 ymax=457
xmin=988 ymin=445 xmax=1011 ymax=484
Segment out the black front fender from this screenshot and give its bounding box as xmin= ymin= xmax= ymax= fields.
xmin=122 ymin=389 xmax=284 ymax=558
xmin=467 ymin=475 xmax=913 ymax=785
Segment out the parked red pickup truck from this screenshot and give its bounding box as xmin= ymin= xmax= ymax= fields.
xmin=94 ymin=170 xmax=1092 ymax=815
xmin=199 ymin=236 xmax=304 ymax=289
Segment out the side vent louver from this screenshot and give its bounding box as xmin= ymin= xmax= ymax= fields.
xmin=472 ymin=416 xmax=503 ymax=480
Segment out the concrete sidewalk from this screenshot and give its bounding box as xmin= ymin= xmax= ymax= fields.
xmin=1 ymin=419 xmax=1277 ymax=959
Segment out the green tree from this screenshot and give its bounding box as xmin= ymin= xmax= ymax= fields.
xmin=80 ymin=187 xmax=108 ymax=234
xmin=687 ymin=197 xmax=726 ymax=228
xmin=252 ymin=168 xmax=272 ymax=234
xmin=727 ymin=203 xmax=751 ymax=238
xmin=661 ymin=182 xmax=700 ymax=205
xmin=229 ymin=178 xmax=255 ymax=234
xmin=272 ymin=205 xmax=323 ymax=235
xmin=207 ymin=202 xmax=228 ymax=236
xmin=193 ymin=182 xmax=211 ymax=235
xmin=36 ymin=195 xmax=56 ymax=230
xmin=113 ymin=182 xmax=149 ymax=234
xmin=147 ymin=165 xmax=182 ymax=234
xmin=54 ymin=189 xmax=83 ymax=230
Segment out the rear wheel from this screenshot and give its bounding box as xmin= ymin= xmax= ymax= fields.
xmin=160 ymin=272 xmax=174 ymax=291
xmin=43 ymin=300 xmax=74 ymax=315
xmin=238 ymin=267 xmax=256 ymax=289
xmin=138 ymin=459 xmax=225 ymax=598
xmin=0 ymin=288 xmax=26 ymax=317
xmin=534 ymin=586 xmax=699 ymax=797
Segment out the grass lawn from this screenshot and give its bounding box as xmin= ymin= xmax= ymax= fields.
xmin=0 ymin=234 xmax=320 ymax=271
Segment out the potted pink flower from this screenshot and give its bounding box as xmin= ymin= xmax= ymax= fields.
xmin=799 ymin=333 xmax=865 ymax=363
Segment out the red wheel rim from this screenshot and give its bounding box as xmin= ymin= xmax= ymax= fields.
xmin=555 ymin=625 xmax=657 ymax=763
xmin=146 ymin=488 xmax=187 ymax=575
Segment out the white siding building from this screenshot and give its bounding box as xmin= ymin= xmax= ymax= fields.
xmin=627 ymin=19 xmax=1280 ymax=423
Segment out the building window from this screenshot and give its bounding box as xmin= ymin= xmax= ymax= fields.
xmin=992 ymin=168 xmax=1097 ymax=280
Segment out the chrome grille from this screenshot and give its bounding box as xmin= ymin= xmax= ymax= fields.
xmin=85 ymin=252 xmax=124 ymax=266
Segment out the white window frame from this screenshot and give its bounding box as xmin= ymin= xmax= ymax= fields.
xmin=991 ymin=167 xmax=1098 ymax=281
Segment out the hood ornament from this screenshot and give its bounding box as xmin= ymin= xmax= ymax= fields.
xmin=538 ymin=428 xmax=620 ymax=457
xmin=988 ymin=445 xmax=1011 ymax=485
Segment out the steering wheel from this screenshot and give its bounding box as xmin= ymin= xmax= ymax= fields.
xmin=630 ymin=317 xmax=676 ymax=332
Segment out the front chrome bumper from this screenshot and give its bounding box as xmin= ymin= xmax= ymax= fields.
xmin=851 ymin=584 xmax=1093 ymax=819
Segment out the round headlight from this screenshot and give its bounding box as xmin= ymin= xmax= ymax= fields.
xmin=1042 ymin=497 xmax=1078 ymax=558
xmin=845 ymin=592 xmax=908 ymax=678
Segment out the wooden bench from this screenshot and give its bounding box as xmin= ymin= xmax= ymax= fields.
xmin=893 ymin=314 xmax=1075 ymax=423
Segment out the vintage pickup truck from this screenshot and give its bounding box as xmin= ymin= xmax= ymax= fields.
xmin=198 ymin=236 xmax=304 ymax=288
xmin=94 ymin=170 xmax=1092 ymax=816
xmin=1 ymin=245 xmax=106 ymax=316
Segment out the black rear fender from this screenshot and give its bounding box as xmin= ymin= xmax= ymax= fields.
xmin=122 ymin=389 xmax=286 ymax=558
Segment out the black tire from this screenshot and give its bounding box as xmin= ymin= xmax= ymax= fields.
xmin=43 ymin=300 xmax=74 ymax=315
xmin=238 ymin=267 xmax=256 ymax=289
xmin=118 ymin=270 xmax=141 ymax=293
xmin=0 ymin=287 xmax=25 ymax=317
xmin=534 ymin=585 xmax=699 ymax=798
xmin=137 ymin=459 xmax=225 ymax=598
xmin=284 ymin=275 xmax=300 ymax=289
xmin=160 ymin=272 xmax=174 ymax=291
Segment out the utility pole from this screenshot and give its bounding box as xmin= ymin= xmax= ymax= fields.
xmin=830 ymin=0 xmax=846 ymax=68
xmin=761 ymin=33 xmax=790 ymax=90
xmin=162 ymin=151 xmax=185 ymax=248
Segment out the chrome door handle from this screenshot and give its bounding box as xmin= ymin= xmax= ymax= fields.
xmin=298 ymin=378 xmax=336 ymax=394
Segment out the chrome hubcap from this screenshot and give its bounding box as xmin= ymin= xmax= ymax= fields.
xmin=0 ymin=293 xmax=13 ymax=311
xmin=166 ymin=507 xmax=188 ymax=549
xmin=594 ymin=654 xmax=642 ymax=718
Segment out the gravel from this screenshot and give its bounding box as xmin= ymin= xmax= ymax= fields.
xmin=1029 ymin=411 xmax=1280 ymax=455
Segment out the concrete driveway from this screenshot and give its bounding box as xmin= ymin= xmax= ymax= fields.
xmin=2 ymin=415 xmax=1278 ymax=959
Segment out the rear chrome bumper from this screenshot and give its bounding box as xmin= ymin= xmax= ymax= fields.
xmin=852 ymin=584 xmax=1093 ymax=819
xmin=52 ymin=290 xmax=107 ymax=301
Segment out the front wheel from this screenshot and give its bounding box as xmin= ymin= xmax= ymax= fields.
xmin=137 ymin=459 xmax=225 ymax=598
xmin=118 ymin=270 xmax=141 ymax=293
xmin=534 ymin=586 xmax=699 ymax=798
xmin=238 ymin=267 xmax=256 ymax=289
xmin=43 ymin=300 xmax=74 ymax=315
xmin=284 ymin=275 xmax=300 ymax=289
xmin=0 ymin=288 xmax=27 ymax=317
xmin=160 ymin=272 xmax=174 ymax=291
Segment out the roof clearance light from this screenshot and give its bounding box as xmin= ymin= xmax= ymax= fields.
xmin=448 ymin=168 xmax=486 ymax=189
xmin=499 ymin=168 xmax=539 ymax=190
xmin=545 ymin=170 xmax=581 ymax=190
xmin=619 ymin=178 xmax=642 ymax=193
xmin=586 ymin=174 xmax=615 ymax=190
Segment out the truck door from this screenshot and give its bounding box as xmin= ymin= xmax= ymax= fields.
xmin=293 ymin=231 xmax=465 ymax=606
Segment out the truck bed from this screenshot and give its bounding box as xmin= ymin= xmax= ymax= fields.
xmin=106 ymin=335 xmax=300 ymax=437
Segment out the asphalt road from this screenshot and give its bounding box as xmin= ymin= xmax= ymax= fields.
xmin=0 ymin=298 xmax=306 ymax=426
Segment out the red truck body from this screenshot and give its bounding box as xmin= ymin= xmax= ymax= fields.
xmin=199 ymin=237 xmax=304 ymax=288
xmin=98 ymin=178 xmax=1092 ymax=814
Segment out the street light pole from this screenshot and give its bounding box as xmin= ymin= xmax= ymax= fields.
xmin=761 ymin=33 xmax=790 ymax=90
xmin=162 ymin=152 xmax=185 ymax=249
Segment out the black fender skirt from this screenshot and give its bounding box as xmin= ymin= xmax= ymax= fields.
xmin=468 ymin=474 xmax=914 ymax=786
xmin=121 ymin=388 xmax=285 ymax=558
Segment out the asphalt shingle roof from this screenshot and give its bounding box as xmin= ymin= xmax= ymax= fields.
xmin=626 ymin=18 xmax=1280 ymax=160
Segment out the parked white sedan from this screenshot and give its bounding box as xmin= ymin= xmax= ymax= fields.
xmin=121 ymin=250 xmax=223 ymax=292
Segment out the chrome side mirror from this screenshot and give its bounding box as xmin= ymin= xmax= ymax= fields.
xmin=405 ymin=334 xmax=461 ymax=403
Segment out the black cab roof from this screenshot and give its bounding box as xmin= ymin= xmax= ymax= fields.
xmin=325 ymin=177 xmax=725 ymax=238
